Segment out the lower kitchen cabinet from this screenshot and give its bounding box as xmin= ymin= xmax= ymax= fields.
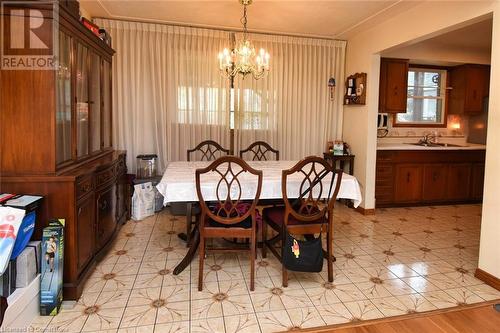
xmin=394 ymin=164 xmax=423 ymax=203
xmin=423 ymin=164 xmax=448 ymax=201
xmin=471 ymin=163 xmax=486 ymax=200
xmin=376 ymin=150 xmax=485 ymax=207
xmin=447 ymin=164 xmax=472 ymax=200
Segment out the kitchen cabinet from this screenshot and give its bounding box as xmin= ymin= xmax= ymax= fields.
xmin=375 ymin=163 xmax=394 ymax=205
xmin=423 ymin=164 xmax=448 ymax=201
xmin=446 ymin=164 xmax=472 ymax=200
xmin=394 ymin=164 xmax=423 ymax=203
xmin=376 ymin=150 xmax=485 ymax=207
xmin=379 ymin=58 xmax=409 ymax=113
xmin=449 ymin=64 xmax=490 ymax=114
xmin=471 ymin=163 xmax=485 ymax=200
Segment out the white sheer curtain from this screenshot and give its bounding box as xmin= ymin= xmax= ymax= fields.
xmin=95 ymin=19 xmax=231 ymax=171
xmin=95 ymin=19 xmax=346 ymax=170
xmin=233 ymin=34 xmax=346 ymax=160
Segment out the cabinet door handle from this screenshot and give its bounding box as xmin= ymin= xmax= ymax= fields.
xmin=407 ymin=172 xmax=410 ymax=182
xmin=433 ymin=173 xmax=438 ymax=181
xmin=78 ymin=207 xmax=82 ymax=215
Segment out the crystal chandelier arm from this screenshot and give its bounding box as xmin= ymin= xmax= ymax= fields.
xmin=217 ymin=0 xmax=269 ymax=81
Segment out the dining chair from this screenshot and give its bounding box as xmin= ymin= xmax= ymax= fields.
xmin=182 ymin=140 xmax=230 ymax=245
xmin=187 ymin=140 xmax=230 ymax=161
xmin=261 ymin=156 xmax=343 ymax=287
xmin=196 ymin=156 xmax=263 ymax=291
xmin=239 ymin=141 xmax=280 ymax=161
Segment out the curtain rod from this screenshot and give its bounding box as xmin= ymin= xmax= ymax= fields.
xmin=93 ymin=16 xmax=347 ymax=42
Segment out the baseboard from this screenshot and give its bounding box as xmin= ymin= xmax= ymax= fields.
xmin=475 ymin=268 xmax=500 ymax=291
xmin=355 ymin=206 xmax=376 ymax=215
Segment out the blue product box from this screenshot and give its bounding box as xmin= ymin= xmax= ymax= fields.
xmin=40 ymin=219 xmax=64 ymax=316
xmin=1 ymin=195 xmax=43 ymax=260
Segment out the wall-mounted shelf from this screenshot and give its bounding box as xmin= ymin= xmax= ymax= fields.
xmin=344 ymin=72 xmax=367 ymax=105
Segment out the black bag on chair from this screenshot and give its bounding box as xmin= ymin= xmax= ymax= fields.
xmin=282 ymin=232 xmax=323 ymax=272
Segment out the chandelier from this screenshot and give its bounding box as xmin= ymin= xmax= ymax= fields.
xmin=218 ymin=0 xmax=270 ymax=80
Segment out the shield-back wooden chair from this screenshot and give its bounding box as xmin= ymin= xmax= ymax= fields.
xmin=239 ymin=141 xmax=280 ymax=161
xmin=187 ymin=140 xmax=230 ymax=161
xmin=182 ymin=140 xmax=230 ymax=245
xmin=196 ymin=156 xmax=263 ymax=291
xmin=261 ymin=156 xmax=343 ymax=287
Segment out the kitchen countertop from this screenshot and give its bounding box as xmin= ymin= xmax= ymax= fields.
xmin=377 ymin=142 xmax=487 ymax=150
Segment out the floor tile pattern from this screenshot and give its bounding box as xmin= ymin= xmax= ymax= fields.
xmin=28 ymin=204 xmax=500 ymax=332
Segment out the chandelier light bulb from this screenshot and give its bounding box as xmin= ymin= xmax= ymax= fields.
xmin=217 ymin=1 xmax=270 ymax=80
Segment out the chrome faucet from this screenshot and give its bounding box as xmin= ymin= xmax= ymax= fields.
xmin=419 ymin=134 xmax=436 ymax=145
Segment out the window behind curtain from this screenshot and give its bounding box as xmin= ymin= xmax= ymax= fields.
xmin=176 ymin=87 xmax=272 ymax=130
xmin=177 ymin=86 xmax=229 ymax=125
xmin=395 ymin=68 xmax=447 ymax=126
xmin=232 ymin=88 xmax=274 ymax=130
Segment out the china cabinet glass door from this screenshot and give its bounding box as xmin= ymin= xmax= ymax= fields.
xmin=76 ymin=42 xmax=89 ymax=158
xmin=56 ymin=31 xmax=72 ymax=164
xmin=102 ymin=60 xmax=112 ymax=148
xmin=90 ymin=52 xmax=101 ymax=153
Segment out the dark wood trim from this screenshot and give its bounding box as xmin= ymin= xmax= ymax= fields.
xmin=297 ymin=300 xmax=500 ymax=333
xmin=392 ymin=117 xmax=448 ymax=128
xmin=409 ymin=64 xmax=452 ymax=70
xmin=376 ymin=200 xmax=482 ymax=208
xmin=475 ymin=268 xmax=500 ymax=291
xmin=355 ymin=206 xmax=376 ymax=215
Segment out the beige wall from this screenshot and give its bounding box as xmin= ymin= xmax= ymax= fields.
xmin=343 ymin=1 xmax=499 ymax=278
xmin=479 ymin=7 xmax=500 ymax=279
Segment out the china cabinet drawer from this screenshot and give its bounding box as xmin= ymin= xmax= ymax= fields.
xmin=76 ymin=176 xmax=94 ymax=199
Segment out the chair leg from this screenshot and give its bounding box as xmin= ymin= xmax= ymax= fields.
xmin=198 ymin=234 xmax=205 ymax=291
xmin=327 ymin=229 xmax=333 ymax=283
xmin=261 ymin=220 xmax=267 ymax=258
xmin=250 ymin=229 xmax=256 ymax=291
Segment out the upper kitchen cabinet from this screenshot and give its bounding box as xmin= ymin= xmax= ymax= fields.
xmin=449 ymin=64 xmax=490 ymax=114
xmin=379 ymin=58 xmax=409 ymax=113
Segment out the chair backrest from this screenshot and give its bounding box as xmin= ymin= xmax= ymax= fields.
xmin=195 ymin=156 xmax=263 ymax=226
xmin=239 ymin=141 xmax=280 ymax=161
xmin=282 ymin=156 xmax=343 ymax=224
xmin=187 ymin=140 xmax=230 ymax=161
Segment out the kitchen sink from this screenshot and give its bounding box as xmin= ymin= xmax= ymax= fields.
xmin=407 ymin=142 xmax=467 ymax=148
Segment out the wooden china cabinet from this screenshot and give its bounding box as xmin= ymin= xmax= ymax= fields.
xmin=0 ymin=3 xmax=127 ymax=300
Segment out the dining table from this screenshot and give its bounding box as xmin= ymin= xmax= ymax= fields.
xmin=156 ymin=160 xmax=363 ymax=275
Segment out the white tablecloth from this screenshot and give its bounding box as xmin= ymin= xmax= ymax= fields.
xmin=157 ymin=161 xmax=363 ymax=208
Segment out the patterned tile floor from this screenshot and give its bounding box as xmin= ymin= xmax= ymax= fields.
xmin=29 ymin=204 xmax=500 ymax=332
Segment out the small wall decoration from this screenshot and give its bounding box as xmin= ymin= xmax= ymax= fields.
xmin=344 ymin=72 xmax=367 ymax=105
xmin=328 ymin=77 xmax=336 ymax=101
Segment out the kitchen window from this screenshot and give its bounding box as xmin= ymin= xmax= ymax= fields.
xmin=394 ymin=67 xmax=447 ymax=127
